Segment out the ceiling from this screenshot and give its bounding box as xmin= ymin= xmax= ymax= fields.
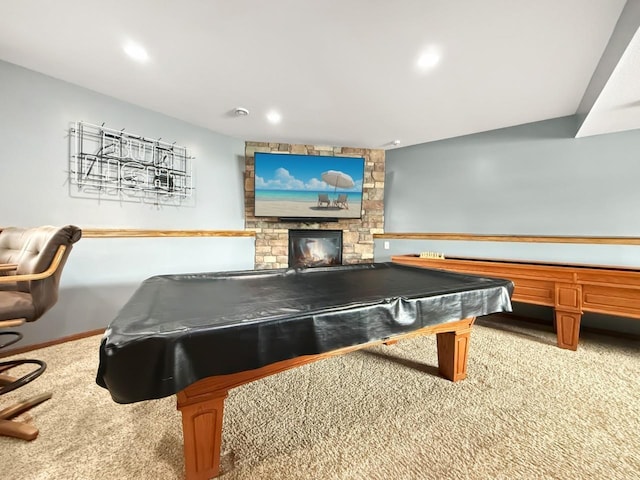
xmin=1 ymin=0 xmax=638 ymax=149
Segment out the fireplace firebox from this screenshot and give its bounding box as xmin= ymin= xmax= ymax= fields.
xmin=288 ymin=230 xmax=343 ymax=268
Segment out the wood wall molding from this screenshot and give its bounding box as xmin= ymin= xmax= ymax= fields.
xmin=82 ymin=229 xmax=255 ymax=238
xmin=68 ymin=230 xmax=640 ymax=245
xmin=374 ymin=232 xmax=640 ymax=246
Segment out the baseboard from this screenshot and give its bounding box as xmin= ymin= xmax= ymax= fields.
xmin=1 ymin=317 xmax=637 ymax=359
xmin=0 ymin=328 xmax=105 ymax=358
xmin=495 ymin=313 xmax=640 ymax=342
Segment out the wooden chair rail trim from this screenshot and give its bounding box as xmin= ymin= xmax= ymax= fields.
xmin=82 ymin=229 xmax=255 ymax=238
xmin=0 ymin=245 xmax=66 ymax=284
xmin=374 ymin=232 xmax=640 ymax=246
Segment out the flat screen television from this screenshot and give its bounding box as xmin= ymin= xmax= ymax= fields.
xmin=254 ymin=152 xmax=365 ymax=220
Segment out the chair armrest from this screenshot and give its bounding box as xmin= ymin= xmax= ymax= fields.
xmin=0 ymin=319 xmax=25 ymax=328
xmin=0 ymin=245 xmax=67 ymax=284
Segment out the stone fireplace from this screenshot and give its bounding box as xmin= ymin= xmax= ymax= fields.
xmin=244 ymin=142 xmax=385 ymax=269
xmin=288 ymin=229 xmax=342 ymax=268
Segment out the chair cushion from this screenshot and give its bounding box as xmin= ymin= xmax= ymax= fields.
xmin=0 ymin=291 xmax=34 ymax=321
xmin=0 ymin=225 xmax=81 ymax=321
xmin=0 ymin=226 xmax=80 ymax=278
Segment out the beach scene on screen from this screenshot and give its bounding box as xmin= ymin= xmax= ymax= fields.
xmin=254 ymin=153 xmax=364 ymax=218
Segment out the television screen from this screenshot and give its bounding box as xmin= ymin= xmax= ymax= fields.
xmin=254 ymin=152 xmax=365 ymax=219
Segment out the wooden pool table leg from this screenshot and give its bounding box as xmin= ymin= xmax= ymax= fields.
xmin=436 ymin=318 xmax=474 ymax=382
xmin=554 ymin=310 xmax=581 ymax=351
xmin=173 ymin=317 xmax=477 ymax=478
xmin=177 ymin=386 xmax=229 ymax=480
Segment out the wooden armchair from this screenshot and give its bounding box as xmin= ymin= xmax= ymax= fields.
xmin=0 ymin=225 xmax=81 ymax=440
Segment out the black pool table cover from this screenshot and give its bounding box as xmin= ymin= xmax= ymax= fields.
xmin=96 ymin=263 xmax=513 ymax=403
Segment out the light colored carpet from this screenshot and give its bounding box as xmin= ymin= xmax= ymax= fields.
xmin=1 ymin=315 xmax=639 ymax=480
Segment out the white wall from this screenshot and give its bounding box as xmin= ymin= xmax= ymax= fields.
xmin=0 ymin=60 xmax=254 ymax=348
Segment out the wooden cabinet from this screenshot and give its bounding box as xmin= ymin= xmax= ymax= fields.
xmin=392 ymin=254 xmax=640 ymax=350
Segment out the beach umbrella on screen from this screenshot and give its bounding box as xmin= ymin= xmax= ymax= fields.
xmin=321 ymin=170 xmax=355 ymax=194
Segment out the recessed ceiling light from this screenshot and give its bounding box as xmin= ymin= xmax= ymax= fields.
xmin=234 ymin=107 xmax=250 ymax=116
xmin=416 ymin=49 xmax=440 ymax=71
xmin=123 ymin=42 xmax=149 ymax=63
xmin=392 ymin=140 xmax=401 ymax=146
xmin=266 ymin=110 xmax=282 ymax=124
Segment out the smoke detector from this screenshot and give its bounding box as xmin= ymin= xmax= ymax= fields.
xmin=234 ymin=107 xmax=250 ymax=116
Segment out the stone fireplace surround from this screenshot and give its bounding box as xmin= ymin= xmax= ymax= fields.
xmin=244 ymin=142 xmax=385 ymax=269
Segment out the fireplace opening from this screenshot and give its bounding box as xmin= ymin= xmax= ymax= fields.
xmin=288 ymin=230 xmax=343 ymax=268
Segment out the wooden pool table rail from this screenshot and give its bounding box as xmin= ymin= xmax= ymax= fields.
xmin=176 ymin=316 xmax=475 ymax=480
xmin=392 ymin=254 xmax=640 ymax=351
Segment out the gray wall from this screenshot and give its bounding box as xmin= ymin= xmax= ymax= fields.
xmin=1 ymin=60 xmax=254 ymax=349
xmin=383 ymin=116 xmax=640 ymax=237
xmin=377 ymin=116 xmax=640 ymax=334
xmin=4 ymin=59 xmax=639 ymax=346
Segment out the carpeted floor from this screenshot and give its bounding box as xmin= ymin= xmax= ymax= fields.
xmin=1 ymin=315 xmax=639 ymax=480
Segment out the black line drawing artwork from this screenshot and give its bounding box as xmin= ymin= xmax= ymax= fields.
xmin=69 ymin=122 xmax=194 ymax=205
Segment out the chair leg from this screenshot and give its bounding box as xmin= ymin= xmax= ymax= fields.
xmin=0 ymin=392 xmax=52 ymax=441
xmin=1 ymin=318 xmax=54 ymax=441
xmin=0 ymin=418 xmax=39 ymax=440
xmin=0 ymin=358 xmax=51 ymax=441
xmin=0 ymin=373 xmax=15 ymax=386
xmin=0 ymin=330 xmax=23 ymax=349
xmin=0 ymin=359 xmax=47 ymax=394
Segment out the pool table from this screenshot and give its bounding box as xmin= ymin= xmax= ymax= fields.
xmin=96 ymin=263 xmax=513 ymax=479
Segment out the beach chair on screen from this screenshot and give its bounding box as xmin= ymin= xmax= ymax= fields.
xmin=317 ymin=193 xmax=331 ymax=207
xmin=334 ymin=194 xmax=349 ymax=209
